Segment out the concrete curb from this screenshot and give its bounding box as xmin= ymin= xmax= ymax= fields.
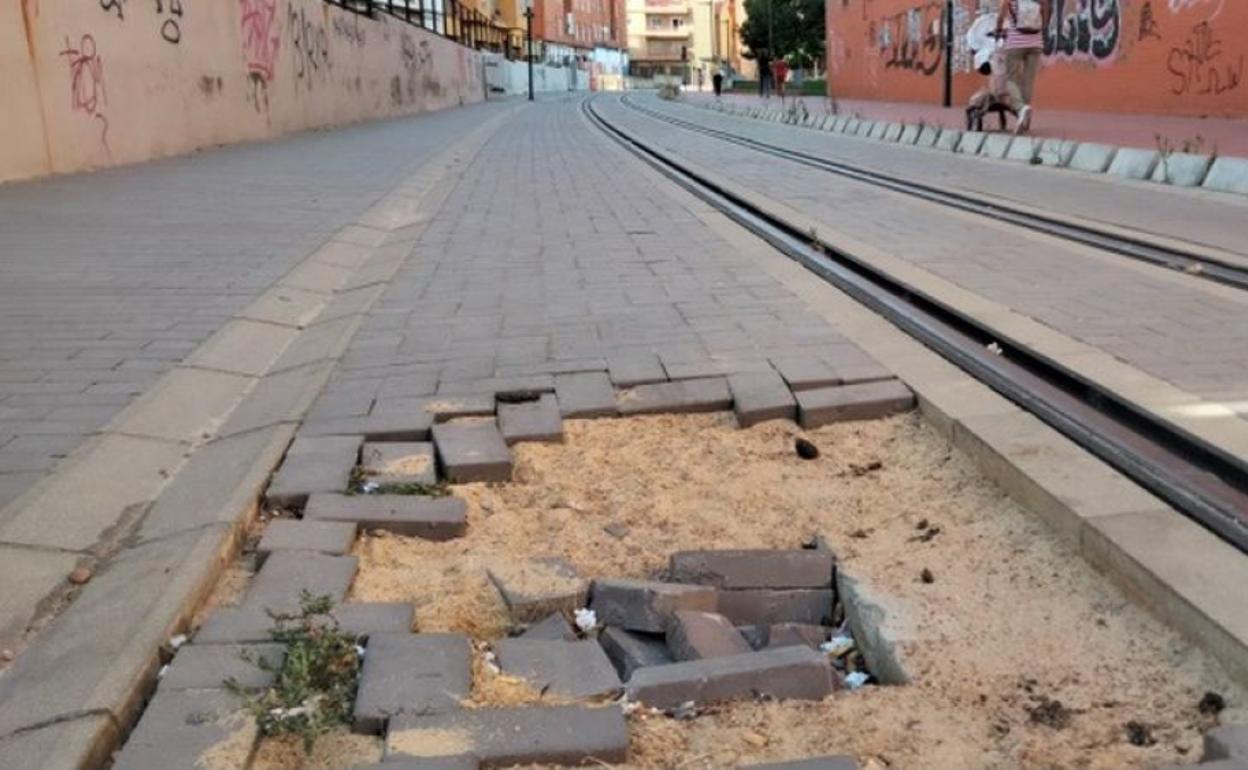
xmin=0 ymin=106 xmax=519 ymax=769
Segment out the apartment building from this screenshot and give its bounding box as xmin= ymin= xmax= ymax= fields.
xmin=626 ymin=0 xmax=749 ymax=84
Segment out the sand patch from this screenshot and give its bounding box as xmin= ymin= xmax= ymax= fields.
xmin=386 ymin=726 xmax=475 ymax=758
xmin=250 ymin=729 xmax=383 ymax=770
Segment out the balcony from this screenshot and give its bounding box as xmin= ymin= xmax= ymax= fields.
xmin=643 ymin=26 xmax=692 ymax=39
xmin=644 ymin=1 xmax=689 ymax=13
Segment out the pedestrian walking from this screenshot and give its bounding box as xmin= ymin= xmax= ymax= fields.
xmin=965 ymin=13 xmax=1023 ymax=130
xmin=757 ymin=51 xmax=773 ymax=98
xmin=712 ymin=69 xmax=724 ymax=97
xmin=996 ymin=0 xmax=1050 ymax=133
xmin=773 ymin=59 xmax=789 ymax=99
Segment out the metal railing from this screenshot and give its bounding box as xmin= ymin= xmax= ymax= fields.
xmin=325 ymin=0 xmax=511 ymax=55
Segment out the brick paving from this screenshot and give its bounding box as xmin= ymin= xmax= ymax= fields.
xmin=598 ymin=95 xmax=1248 ymax=407
xmin=0 ymin=100 xmax=510 ymax=509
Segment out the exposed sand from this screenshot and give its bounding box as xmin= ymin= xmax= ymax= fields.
xmin=348 ymin=412 xmax=1244 ymax=769
xmin=249 ymin=729 xmax=383 ymax=770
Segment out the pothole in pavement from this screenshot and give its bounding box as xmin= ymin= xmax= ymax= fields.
xmin=121 ymin=412 xmax=1243 ymax=770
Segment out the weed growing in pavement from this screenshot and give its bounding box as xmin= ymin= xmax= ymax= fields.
xmin=1154 ymin=132 xmax=1212 ymax=184
xmin=226 ymin=593 xmax=361 ymax=752
xmin=345 ymin=466 xmax=450 ymax=497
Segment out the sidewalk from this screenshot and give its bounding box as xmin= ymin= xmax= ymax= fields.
xmin=694 ymin=91 xmax=1248 ymax=158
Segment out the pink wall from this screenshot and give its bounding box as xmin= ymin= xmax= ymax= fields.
xmin=2 ymin=0 xmax=485 ymax=183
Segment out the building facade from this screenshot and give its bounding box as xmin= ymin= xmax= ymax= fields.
xmin=494 ymin=0 xmax=628 ymax=85
xmin=626 ymin=0 xmax=750 ymax=85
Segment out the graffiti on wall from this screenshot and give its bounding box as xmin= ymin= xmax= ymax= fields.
xmin=1166 ymin=21 xmax=1243 ymax=95
xmin=288 ymin=3 xmax=330 ymax=89
xmin=1167 ymin=0 xmax=1224 ymax=18
xmin=240 ymin=0 xmax=281 ymax=111
xmin=869 ymin=2 xmax=944 ymax=77
xmin=59 ymin=34 xmax=111 ymax=153
xmin=99 ymin=0 xmax=126 ymax=19
xmin=154 ymin=0 xmax=183 ymax=44
xmin=1044 ymin=0 xmax=1122 ymax=62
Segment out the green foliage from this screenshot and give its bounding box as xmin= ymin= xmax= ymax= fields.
xmin=739 ymin=0 xmax=825 ymax=68
xmin=346 ymin=466 xmax=450 ymax=497
xmin=226 ymin=593 xmax=361 ymax=752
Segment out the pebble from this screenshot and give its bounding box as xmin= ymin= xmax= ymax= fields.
xmin=0 ymin=649 xmax=14 ymax=663
xmin=920 ymin=568 xmax=935 ymax=584
xmin=794 ymin=437 xmax=820 ymax=460
xmin=69 ymin=567 xmax=93 ymax=585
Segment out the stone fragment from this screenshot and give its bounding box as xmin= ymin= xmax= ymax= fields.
xmin=796 ymin=381 xmax=914 ymax=428
xmin=493 ymin=639 xmax=622 ymax=699
xmin=265 ymin=435 xmax=362 ymax=508
xmin=555 ymin=372 xmax=618 ymax=418
xmin=519 ymin=613 xmax=577 ymax=641
xmin=257 ymin=519 xmax=357 ymax=556
xmin=616 ymin=377 xmax=732 ymax=416
xmin=716 ymin=590 xmax=835 ymax=626
xmin=729 ymin=371 xmax=797 ymax=428
xmin=303 ymin=494 xmax=467 ymax=540
xmin=497 ymin=394 xmax=563 ymax=445
xmin=195 ymin=602 xmax=412 ymax=644
xmin=355 ymin=632 xmax=472 ymax=734
xmin=161 ymin=643 xmax=285 ymax=691
xmin=360 ymin=442 xmax=437 ymax=486
xmin=1206 ymin=725 xmax=1248 ymax=762
xmin=665 ymin=610 xmax=752 ymax=661
xmin=744 ymin=757 xmax=859 ymax=770
xmin=488 ymin=558 xmax=589 ymax=623
xmin=432 ymin=419 xmax=513 ymax=483
xmin=110 ymin=689 xmax=254 ymax=770
xmin=386 ymin=705 xmax=629 ymax=767
xmin=625 ymin=645 xmax=834 ymax=709
xmin=589 ymin=578 xmax=717 ymax=633
xmin=669 ymin=549 xmax=835 ymax=590
xmin=598 ymin=627 xmax=672 ymax=681
xmin=244 ymin=551 xmax=357 ymax=615
xmin=767 ymin=623 xmax=830 ymax=650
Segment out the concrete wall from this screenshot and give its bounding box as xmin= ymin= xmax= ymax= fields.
xmin=483 ymin=55 xmax=597 ymax=94
xmin=1 ymin=0 xmax=485 ymax=183
xmin=826 ymin=0 xmax=1247 ymax=118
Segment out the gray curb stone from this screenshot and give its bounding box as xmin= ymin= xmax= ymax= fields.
xmin=303 ymin=493 xmax=467 ymax=539
xmin=1069 ymin=142 xmax=1118 ymax=173
xmin=1203 ymin=156 xmax=1248 ymax=195
xmin=934 ymin=128 xmax=962 ymax=152
xmin=110 ymin=689 xmax=251 ymax=770
xmin=1108 ymin=148 xmax=1161 ymax=180
xmin=979 ymin=133 xmax=1014 ymax=159
xmin=1151 ymin=152 xmax=1213 ymax=187
xmin=956 ymin=131 xmax=987 ymax=155
xmin=1005 ymin=136 xmax=1041 ymax=163
xmin=1037 ymin=138 xmax=1079 ymax=167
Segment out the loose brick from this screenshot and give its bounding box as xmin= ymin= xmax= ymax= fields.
xmin=745 ymin=757 xmax=859 ymax=770
xmin=767 ymin=623 xmax=830 ymax=650
xmin=161 ymin=643 xmax=285 ymax=691
xmin=360 ymin=441 xmax=437 ymax=486
xmin=494 ymin=639 xmax=622 ymax=699
xmin=386 ymin=705 xmax=628 ymax=767
xmin=498 ymin=394 xmax=563 ymax=445
xmin=729 ymin=371 xmax=797 ymax=428
xmin=1206 ymin=725 xmax=1248 ymax=762
xmin=110 ymin=689 xmax=254 ymax=770
xmin=489 ymin=557 xmax=588 ymax=623
xmin=257 ymin=519 xmax=357 ymax=556
xmin=555 ymin=372 xmax=618 ymax=418
xmin=606 ymin=352 xmax=666 ymax=387
xmin=666 ymin=610 xmax=752 ymax=661
xmin=375 ymin=394 xmax=495 ymax=423
xmin=669 ymin=549 xmax=834 ymax=589
xmin=589 ymin=578 xmax=717 ymax=633
xmin=303 ymin=493 xmax=467 ymax=540
xmin=299 ymin=412 xmax=433 ymax=442
xmin=194 ymin=602 xmax=413 ymax=644
xmin=355 ymin=632 xmax=472 ymax=734
xmin=796 ymin=381 xmax=914 ymax=428
xmin=432 ymin=419 xmax=513 ymax=483
xmin=626 ymin=645 xmax=835 ymax=709
xmin=616 ymin=377 xmax=732 ymax=416
xmin=245 ymin=551 xmax=357 ymax=615
xmin=265 ymin=435 xmax=361 ymax=508
xmin=520 ymin=613 xmax=577 ymax=641
xmin=598 ymin=627 xmax=672 ymax=681
xmin=716 ymin=590 xmax=835 ymax=626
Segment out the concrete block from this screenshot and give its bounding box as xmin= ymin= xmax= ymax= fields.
xmin=669 ymin=549 xmax=834 ymax=589
xmin=829 ymin=360 xmax=896 ymax=386
xmin=161 ymin=643 xmax=285 ymax=691
xmin=715 ymin=589 xmax=835 ymax=626
xmin=386 ymin=705 xmax=628 ymax=767
xmin=898 ymin=124 xmax=921 ymax=144
xmin=840 ymin=118 xmax=860 ymax=134
xmin=625 ymin=645 xmax=834 ymax=709
xmin=769 ymin=356 xmax=841 ymax=391
xmin=767 ymin=623 xmax=830 ymax=650
xmin=358 ymin=759 xmax=479 ymax=770
xmin=257 ymin=519 xmax=357 ymax=556
xmin=934 ymin=128 xmax=962 ymax=151
xmin=589 ymin=578 xmax=718 ymax=633
xmin=488 ymin=557 xmax=589 ymax=623
xmin=598 ymin=627 xmax=672 ymax=681
xmin=110 ymin=690 xmax=253 ymax=770
xmin=303 ymin=494 xmax=467 ymax=540
xmin=0 ymin=713 xmax=118 ymax=770
xmin=796 ymin=380 xmax=915 ymax=428
xmin=666 ymin=610 xmax=752 ymax=661
xmin=245 ymin=551 xmax=357 ymax=615
xmin=435 ymin=375 xmax=555 ymax=400
xmin=1069 ymin=142 xmax=1117 ymax=173
xmin=493 ymin=639 xmax=622 ymax=699
xmin=915 ymin=124 xmax=942 ymax=147
xmin=1206 ymin=725 xmax=1248 ymax=761
xmin=861 ymin=121 xmax=881 ymax=138
xmin=375 ymin=394 xmax=495 ymax=423
xmin=606 ymin=352 xmax=666 ymax=387
xmin=555 ymin=372 xmax=619 ymax=418
xmin=978 ymin=133 xmax=1014 ymax=159
xmin=745 ymin=757 xmax=859 ymax=770
xmin=956 ymin=131 xmax=987 ymax=155
xmin=360 ymin=441 xmax=437 ymax=486
xmin=265 ymin=434 xmax=362 ymax=508
xmin=355 ymin=632 xmax=472 ymax=734
xmin=837 ymin=571 xmax=912 ymax=685
xmin=299 ymin=412 xmax=433 ymax=442
xmin=1150 ymin=152 xmax=1213 ymax=187
xmin=617 ymin=377 xmax=732 ymax=416
xmin=498 ymin=394 xmax=563 ymax=445
xmin=881 ymin=122 xmax=903 ymax=142
xmin=432 ymin=419 xmax=513 ymax=483
xmin=195 ymin=602 xmax=413 ymax=644
xmin=1005 ymin=136 xmax=1041 ymax=163
xmin=1107 ymin=148 xmax=1160 ymax=179
xmin=729 ymin=371 xmax=797 ymax=428
xmin=520 ymin=613 xmax=577 ymax=641
xmin=1203 ymin=156 xmax=1248 ymax=196
xmin=1036 ymin=138 xmax=1078 ymax=167
xmin=828 ymin=116 xmax=850 ymax=132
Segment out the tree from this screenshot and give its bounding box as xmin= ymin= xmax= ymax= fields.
xmin=740 ymin=0 xmax=825 ymax=69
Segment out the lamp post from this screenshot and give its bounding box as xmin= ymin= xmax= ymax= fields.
xmin=524 ymin=0 xmax=535 ymax=101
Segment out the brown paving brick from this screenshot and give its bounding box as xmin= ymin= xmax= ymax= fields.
xmin=355 ymin=632 xmax=472 ymax=734
xmin=616 ymin=377 xmax=732 ymax=416
xmin=493 ymin=638 xmax=622 ymax=699
xmin=598 ymin=626 xmax=672 ymax=681
xmin=110 ymin=689 xmax=252 ymax=770
xmin=194 ymin=602 xmax=413 ymax=644
xmin=265 ymin=435 xmax=362 ymax=508
xmin=360 ymin=442 xmax=437 ymax=486
xmin=625 ymin=645 xmax=834 ymax=709
xmin=589 ymin=578 xmax=717 ymax=633
xmin=161 ymin=643 xmax=285 ymax=691
xmin=245 ymin=551 xmax=358 ymax=615
xmin=555 ymin=372 xmax=618 ymax=418
xmin=716 ymin=589 xmax=835 ymax=626
xmin=431 ymin=419 xmax=513 ymax=483
xmin=488 ymin=557 xmax=588 ymax=623
xmin=257 ymin=519 xmax=357 ymax=556
xmin=386 ymin=705 xmax=628 ymax=767
xmin=669 ymin=549 xmax=834 ymax=589
xmin=497 ymin=394 xmax=563 ymax=445
xmin=666 ymin=610 xmax=752 ymax=661
xmin=303 ymin=493 xmax=466 ymax=539
xmin=766 ymin=623 xmax=831 ymax=650
xmin=728 ymin=371 xmax=797 ymax=428
xmin=796 ymin=380 xmax=915 ymax=428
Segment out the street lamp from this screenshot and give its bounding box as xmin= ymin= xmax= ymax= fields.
xmin=523 ymin=0 xmax=535 ymax=101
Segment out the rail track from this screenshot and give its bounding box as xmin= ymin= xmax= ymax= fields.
xmin=583 ymin=94 xmax=1248 ymax=555
xmin=615 ymin=94 xmax=1248 ymax=292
